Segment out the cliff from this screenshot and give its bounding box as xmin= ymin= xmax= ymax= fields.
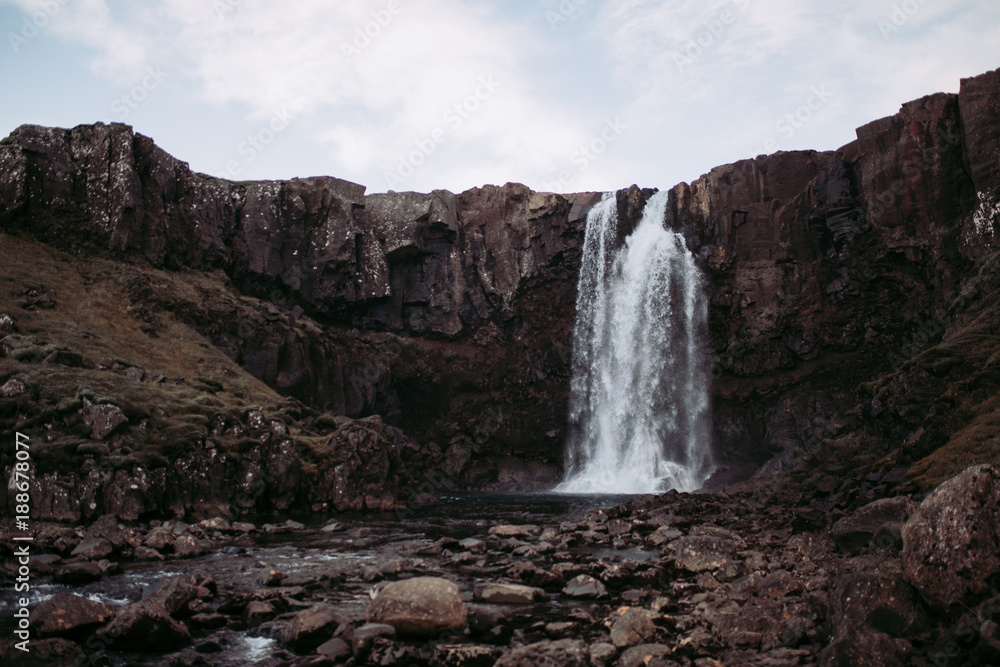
xmin=1 ymin=68 xmax=998 ymax=519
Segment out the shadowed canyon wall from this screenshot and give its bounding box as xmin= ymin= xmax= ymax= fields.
xmin=1 ymin=68 xmax=998 ymax=500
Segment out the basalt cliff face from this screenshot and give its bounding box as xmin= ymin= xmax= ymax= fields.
xmin=1 ymin=69 xmax=998 ymax=519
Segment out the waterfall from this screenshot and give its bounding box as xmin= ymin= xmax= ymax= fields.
xmin=556 ymin=190 xmax=714 ymax=494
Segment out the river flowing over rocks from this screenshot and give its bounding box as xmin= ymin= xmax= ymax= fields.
xmin=3 ymin=466 xmax=1000 ymax=665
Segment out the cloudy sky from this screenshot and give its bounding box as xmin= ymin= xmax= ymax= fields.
xmin=2 ymin=1 xmax=998 ymax=195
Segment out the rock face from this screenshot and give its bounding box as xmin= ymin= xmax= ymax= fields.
xmin=0 ymin=124 xmax=598 ymax=335
xmin=1 ymin=68 xmax=999 ymax=490
xmin=902 ymin=465 xmax=1000 ymax=611
xmin=366 ymin=577 xmax=467 ymax=637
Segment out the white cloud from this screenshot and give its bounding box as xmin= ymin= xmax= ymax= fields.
xmin=3 ymin=0 xmax=154 ymax=81
xmin=2 ymin=0 xmax=998 ymax=193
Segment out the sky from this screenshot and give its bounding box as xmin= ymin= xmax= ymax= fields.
xmin=1 ymin=1 xmax=999 ymax=196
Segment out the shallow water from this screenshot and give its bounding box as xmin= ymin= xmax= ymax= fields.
xmin=3 ymin=493 xmax=647 ymax=663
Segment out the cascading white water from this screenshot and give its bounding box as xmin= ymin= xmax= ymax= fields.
xmin=556 ymin=190 xmax=714 ymax=494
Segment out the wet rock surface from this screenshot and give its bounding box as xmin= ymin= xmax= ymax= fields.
xmin=1 ymin=466 xmax=998 ymax=665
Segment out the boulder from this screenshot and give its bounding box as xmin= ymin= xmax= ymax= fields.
xmin=562 ymin=575 xmax=607 ymax=599
xmin=902 ymin=465 xmax=1000 ymax=611
xmin=315 ymin=417 xmax=406 ymax=511
xmin=668 ymin=535 xmax=737 ymax=572
xmin=316 ymin=637 xmax=352 ymax=663
xmin=97 ymin=600 xmax=192 ymax=652
xmin=819 ymin=625 xmax=908 ymax=667
xmin=133 ymin=546 xmax=164 ymax=561
xmin=33 ymin=592 xmax=114 ymax=638
xmin=2 ymin=637 xmax=86 ymax=666
xmin=489 ymin=524 xmax=534 ymax=538
xmin=280 ymin=604 xmax=345 ymax=653
xmin=830 ymin=497 xmax=916 ymax=554
xmin=349 ymin=622 xmax=397 ymax=657
xmin=243 ymin=600 xmax=276 ymax=627
xmin=828 ymin=573 xmax=927 ymax=639
xmin=69 ymin=537 xmax=113 ymax=560
xmin=144 ymin=526 xmax=174 ymax=551
xmin=52 ymin=562 xmax=102 ymax=586
xmin=81 ymin=399 xmax=129 ymax=441
xmin=590 ymin=643 xmax=617 ymax=666
xmin=610 ymin=607 xmax=657 ymax=648
xmin=616 ymin=643 xmax=675 ymax=667
xmin=172 ymin=533 xmax=212 ymax=558
xmin=0 ymin=378 xmax=25 ymax=397
xmin=85 ymin=514 xmax=129 ymax=549
xmin=495 ymin=638 xmax=589 ymax=666
xmin=145 ymin=576 xmax=201 ymax=618
xmin=475 ymin=583 xmax=546 ymax=605
xmin=367 ymin=577 xmax=467 ymax=637
xmin=433 ymin=642 xmax=500 ymax=666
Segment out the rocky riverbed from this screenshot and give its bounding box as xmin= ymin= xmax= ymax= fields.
xmin=3 ymin=465 xmax=1000 ymax=666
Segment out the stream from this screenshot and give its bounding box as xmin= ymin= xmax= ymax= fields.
xmin=3 ymin=493 xmax=648 ymax=665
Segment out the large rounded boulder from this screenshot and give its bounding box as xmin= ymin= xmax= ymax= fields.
xmin=902 ymin=465 xmax=1000 ymax=611
xmin=366 ymin=577 xmax=467 ymax=637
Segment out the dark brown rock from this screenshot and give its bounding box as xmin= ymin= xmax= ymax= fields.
xmin=145 ymin=576 xmax=201 ymax=618
xmin=96 ymin=600 xmax=192 ymax=652
xmin=280 ymin=604 xmax=345 ymax=653
xmin=348 ymin=622 xmax=396 ymax=657
xmin=1 ymin=637 xmax=86 ymax=666
xmin=562 ymin=574 xmax=607 ymax=599
xmin=902 ymin=465 xmax=1000 ymax=611
xmin=610 ymin=607 xmax=656 ymax=648
xmin=495 ymin=638 xmax=589 ymax=667
xmin=81 ymin=399 xmax=128 ymax=441
xmin=0 ymin=378 xmax=25 ymax=397
xmin=52 ymin=562 xmax=102 ymax=586
xmin=616 ymin=643 xmax=674 ymax=667
xmin=668 ymin=535 xmax=737 ymax=573
xmin=433 ymin=642 xmax=500 ymax=666
xmin=474 ymin=583 xmax=546 ymax=605
xmin=831 ymin=497 xmax=916 ymax=554
xmin=819 ymin=625 xmax=909 ymax=667
xmin=242 ymin=600 xmax=276 ymax=627
xmin=85 ymin=514 xmax=128 ymax=549
xmin=316 ymin=637 xmax=352 ymax=662
xmin=828 ymin=573 xmax=927 ymax=639
xmin=367 ymin=577 xmax=467 ymax=637
xmin=69 ymin=537 xmax=112 ymax=560
xmin=33 ymin=592 xmax=114 ymax=639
